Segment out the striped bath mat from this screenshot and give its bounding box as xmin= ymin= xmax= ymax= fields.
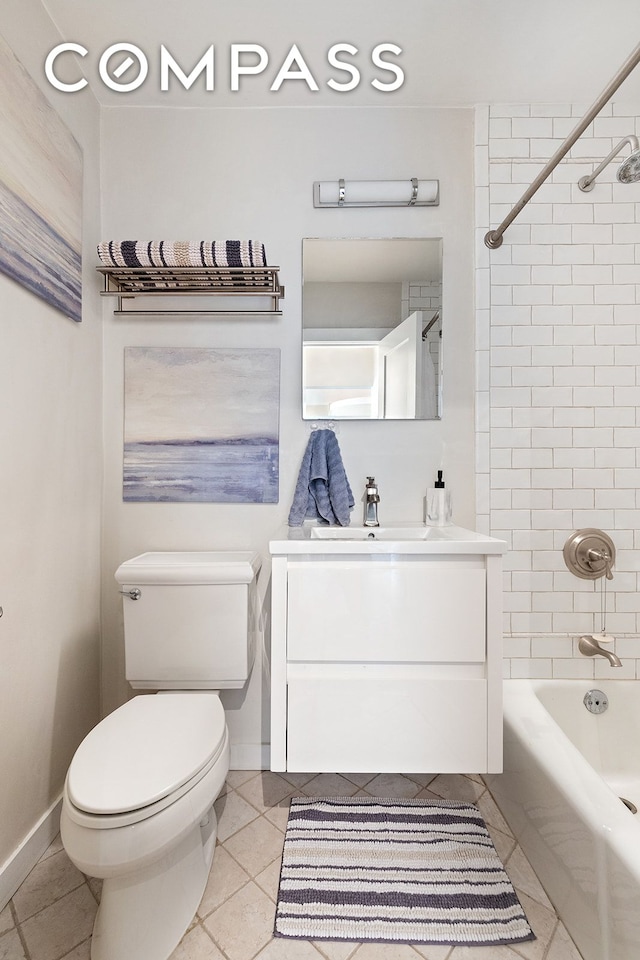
xmin=275 ymin=797 xmax=535 ymax=946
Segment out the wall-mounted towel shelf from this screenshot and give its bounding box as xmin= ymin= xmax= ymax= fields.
xmin=97 ymin=265 xmax=285 ymax=316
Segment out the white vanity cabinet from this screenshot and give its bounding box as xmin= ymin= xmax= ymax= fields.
xmin=269 ymin=525 xmax=506 ymax=775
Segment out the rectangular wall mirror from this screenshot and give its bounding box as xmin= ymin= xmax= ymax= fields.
xmin=302 ymin=238 xmax=442 ymax=420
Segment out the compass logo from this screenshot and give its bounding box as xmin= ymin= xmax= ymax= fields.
xmin=44 ymin=42 xmax=405 ymax=95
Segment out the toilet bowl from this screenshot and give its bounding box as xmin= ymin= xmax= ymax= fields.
xmin=61 ymin=693 xmax=229 ymax=960
xmin=61 ymin=551 xmax=261 ymax=960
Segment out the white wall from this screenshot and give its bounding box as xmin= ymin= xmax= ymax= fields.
xmin=304 ymin=281 xmax=402 ymax=328
xmin=100 ymin=104 xmax=475 ymax=765
xmin=0 ymin=2 xmax=102 ymax=896
xmin=476 ymin=100 xmax=640 ymax=680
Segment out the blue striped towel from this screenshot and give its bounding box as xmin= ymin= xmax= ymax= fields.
xmin=288 ymin=430 xmax=354 ymax=527
xmin=97 ymin=240 xmax=267 ymax=268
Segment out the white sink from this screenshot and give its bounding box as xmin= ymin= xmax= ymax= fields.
xmin=270 ymin=523 xmax=507 ymax=556
xmin=310 ymin=525 xmax=433 ymax=540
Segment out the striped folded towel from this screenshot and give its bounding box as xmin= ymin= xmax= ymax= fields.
xmin=97 ymin=240 xmax=268 ymax=269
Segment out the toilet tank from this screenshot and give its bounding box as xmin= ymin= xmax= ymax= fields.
xmin=115 ymin=551 xmax=262 ymax=690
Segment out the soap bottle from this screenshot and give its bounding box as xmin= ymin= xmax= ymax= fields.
xmin=425 ymin=470 xmax=452 ymax=526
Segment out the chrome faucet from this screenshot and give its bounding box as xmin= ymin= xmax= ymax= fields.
xmin=363 ymin=477 xmax=380 ymax=527
xmin=578 ymin=634 xmax=622 ymax=667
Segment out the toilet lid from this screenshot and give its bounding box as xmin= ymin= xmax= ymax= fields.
xmin=67 ymin=694 xmax=226 ymax=815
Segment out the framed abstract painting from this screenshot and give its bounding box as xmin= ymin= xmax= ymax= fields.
xmin=123 ymin=346 xmax=280 ymax=503
xmin=0 ymin=32 xmax=82 ymax=322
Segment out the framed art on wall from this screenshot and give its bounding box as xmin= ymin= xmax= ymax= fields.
xmin=0 ymin=31 xmax=83 ymax=322
xmin=123 ymin=346 xmax=280 ymax=503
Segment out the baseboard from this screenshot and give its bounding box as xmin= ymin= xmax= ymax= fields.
xmin=230 ymin=742 xmax=269 ymax=771
xmin=0 ymin=796 xmax=63 ymax=912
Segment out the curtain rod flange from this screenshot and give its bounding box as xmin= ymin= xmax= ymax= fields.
xmin=484 ymin=230 xmax=503 ymax=249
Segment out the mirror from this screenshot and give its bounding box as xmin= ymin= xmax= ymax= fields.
xmin=302 ymin=238 xmax=442 ymax=420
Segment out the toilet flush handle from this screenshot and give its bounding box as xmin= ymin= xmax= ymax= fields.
xmin=119 ymin=587 xmax=141 ymax=600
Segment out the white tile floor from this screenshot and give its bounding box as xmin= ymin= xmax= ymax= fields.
xmin=0 ymin=772 xmax=584 ymax=960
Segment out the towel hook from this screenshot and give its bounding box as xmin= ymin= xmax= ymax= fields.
xmin=307 ymin=420 xmax=339 ymax=433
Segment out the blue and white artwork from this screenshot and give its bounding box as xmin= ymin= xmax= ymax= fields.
xmin=123 ymin=347 xmax=280 ymax=502
xmin=0 ymin=32 xmax=82 ymax=322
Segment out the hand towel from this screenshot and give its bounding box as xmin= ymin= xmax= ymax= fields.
xmin=288 ymin=430 xmax=354 ymax=527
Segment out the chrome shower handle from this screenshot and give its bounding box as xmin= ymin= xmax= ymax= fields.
xmin=587 ymin=549 xmax=614 ymax=580
xmin=563 ymin=529 xmax=616 ymax=581
xmin=119 ymin=587 xmax=141 ymax=601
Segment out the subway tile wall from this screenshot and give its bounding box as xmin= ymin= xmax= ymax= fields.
xmin=475 ymin=102 xmax=640 ymax=679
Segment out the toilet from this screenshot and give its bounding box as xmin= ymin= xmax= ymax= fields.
xmin=60 ymin=550 xmax=261 ymax=960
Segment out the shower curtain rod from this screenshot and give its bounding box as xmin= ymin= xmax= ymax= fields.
xmin=484 ymin=41 xmax=640 ymax=249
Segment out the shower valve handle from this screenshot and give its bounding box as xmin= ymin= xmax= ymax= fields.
xmin=587 ymin=548 xmax=613 ymax=580
xmin=563 ymin=529 xmax=616 ymax=581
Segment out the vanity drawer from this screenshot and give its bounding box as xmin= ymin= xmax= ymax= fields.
xmin=286 ymin=558 xmax=486 ymax=662
xmin=286 ymin=674 xmax=488 ymax=772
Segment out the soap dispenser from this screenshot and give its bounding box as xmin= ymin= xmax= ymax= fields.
xmin=425 ymin=470 xmax=452 ymax=526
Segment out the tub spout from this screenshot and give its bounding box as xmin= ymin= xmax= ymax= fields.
xmin=578 ymin=634 xmax=622 ymax=667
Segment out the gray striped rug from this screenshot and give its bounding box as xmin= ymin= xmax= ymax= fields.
xmin=275 ymin=797 xmax=535 ymax=946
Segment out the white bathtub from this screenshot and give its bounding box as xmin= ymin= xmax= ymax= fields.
xmin=487 ymin=679 xmax=640 ymax=960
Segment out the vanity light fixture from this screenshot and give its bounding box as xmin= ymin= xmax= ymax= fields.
xmin=313 ymin=178 xmax=439 ymax=208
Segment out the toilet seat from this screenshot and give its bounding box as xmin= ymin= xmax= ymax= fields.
xmin=63 ymin=726 xmax=229 ymax=830
xmin=67 ymin=693 xmax=226 ymax=819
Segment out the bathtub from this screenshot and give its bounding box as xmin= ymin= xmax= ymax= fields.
xmin=487 ymin=679 xmax=640 ymax=960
